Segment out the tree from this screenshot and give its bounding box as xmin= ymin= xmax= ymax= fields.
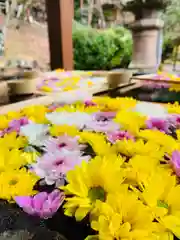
xmin=162 ymin=0 xmax=180 ymax=40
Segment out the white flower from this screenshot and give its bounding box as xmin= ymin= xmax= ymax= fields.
xmin=20 ymin=123 xmax=49 ymax=146
xmin=54 ymin=89 xmax=93 ymax=104
xmin=46 ymin=111 xmax=92 ymax=129
xmin=134 ymin=102 xmax=168 ymax=119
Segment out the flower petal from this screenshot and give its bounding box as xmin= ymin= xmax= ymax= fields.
xmin=15 ymin=196 xmax=32 ymax=208
xmin=33 ymin=192 xmax=48 ymax=211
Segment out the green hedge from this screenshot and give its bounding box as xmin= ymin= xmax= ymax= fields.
xmin=72 ymin=24 xmax=133 ymax=70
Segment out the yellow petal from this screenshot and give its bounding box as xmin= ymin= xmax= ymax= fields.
xmin=162 ymin=215 xmax=180 ymax=238
xmin=75 ymin=207 xmax=92 ymax=221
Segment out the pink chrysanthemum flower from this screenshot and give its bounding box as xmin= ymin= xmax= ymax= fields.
xmin=43 ymin=135 xmax=85 ymax=152
xmin=15 ymin=190 xmax=64 ymax=219
xmin=85 ymin=111 xmax=119 ymax=133
xmin=93 ymin=111 xmax=116 ymax=121
xmin=32 ymin=149 xmax=90 ymax=187
xmin=146 ymin=117 xmax=170 ymax=133
xmin=107 ymin=131 xmax=134 ymax=144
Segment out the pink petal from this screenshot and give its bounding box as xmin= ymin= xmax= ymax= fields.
xmin=41 ymin=201 xmax=52 ymax=218
xmin=32 ymin=192 xmax=48 ymax=211
xmin=15 ymin=196 xmax=32 ymax=208
xmin=51 ymin=195 xmax=65 ymax=212
xmin=23 ymin=206 xmax=36 ymax=216
xmin=48 ymin=190 xmax=61 ymax=202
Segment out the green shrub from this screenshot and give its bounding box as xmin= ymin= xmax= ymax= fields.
xmin=162 ymin=37 xmax=174 ymax=62
xmin=73 ymin=25 xmax=132 ymax=70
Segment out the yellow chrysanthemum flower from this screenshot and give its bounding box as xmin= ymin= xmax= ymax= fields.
xmin=0 ymin=149 xmax=36 ymax=171
xmin=93 ymin=97 xmax=137 ymax=112
xmin=21 ymin=105 xmax=49 ymax=124
xmin=0 ymin=115 xmax=9 ymax=130
xmin=138 ymin=130 xmax=179 ymax=154
xmin=49 ymin=124 xmax=79 ymax=137
xmin=138 ymin=170 xmax=180 ymax=239
xmin=0 ymin=169 xmax=39 ymax=201
xmin=167 ymin=102 xmax=180 ymax=114
xmin=113 ymin=139 xmax=163 ymax=160
xmin=79 ymin=132 xmax=113 ymax=156
xmin=62 ymin=155 xmax=125 ymax=221
xmin=114 ymin=110 xmax=146 ymax=135
xmin=0 ymin=132 xmax=27 ymax=150
xmin=89 ymin=192 xmax=161 ymax=240
xmin=40 ymin=85 xmax=53 ymax=92
xmin=55 ymin=104 xmax=99 ymax=114
xmin=6 ymin=111 xmax=22 ymax=121
xmin=124 ymin=155 xmax=160 ymax=188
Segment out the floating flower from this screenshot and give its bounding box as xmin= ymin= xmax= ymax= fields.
xmin=4 ymin=117 xmax=29 ymax=134
xmin=0 ymin=169 xmax=39 ymax=201
xmin=21 ymin=105 xmax=49 ymax=124
xmin=93 ymin=112 xmax=116 ymax=121
xmin=85 ymin=120 xmax=119 ymax=133
xmin=84 ymin=111 xmax=119 ymax=133
xmin=0 ymin=148 xmax=36 ymax=171
xmin=46 ymin=111 xmax=92 ymax=129
xmin=49 ymin=125 xmax=79 ymax=137
xmin=79 ymin=132 xmax=113 ymax=156
xmin=15 ymin=190 xmax=65 ymax=219
xmin=107 ymin=130 xmax=134 ymax=143
xmin=0 ymin=132 xmax=27 ymax=150
xmin=138 ymin=171 xmax=180 ymax=239
xmin=62 ymin=155 xmax=124 ymax=221
xmin=0 ymin=115 xmax=9 ymax=130
xmin=134 ymin=102 xmax=168 ymax=118
xmin=20 ymin=123 xmax=49 ymax=146
xmin=146 ymin=117 xmax=170 ymax=133
xmin=32 ymin=149 xmax=89 ymax=187
xmin=89 ymin=192 xmax=158 ymax=240
xmin=171 ymin=150 xmax=180 ymax=176
xmin=115 ymin=110 xmax=146 ymax=135
xmin=43 ymin=135 xmax=84 ymax=152
xmin=84 ymin=100 xmax=96 ymax=107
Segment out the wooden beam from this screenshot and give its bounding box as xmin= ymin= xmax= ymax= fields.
xmin=45 ymin=0 xmax=74 ymax=70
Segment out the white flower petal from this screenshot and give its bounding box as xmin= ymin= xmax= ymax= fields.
xmin=53 ymin=89 xmax=93 ymax=104
xmin=134 ymin=102 xmax=168 ymax=119
xmin=46 ymin=111 xmax=92 ymax=128
xmin=20 ymin=123 xmax=49 ymax=145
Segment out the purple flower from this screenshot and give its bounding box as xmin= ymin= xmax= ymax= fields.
xmin=84 ymin=100 xmax=96 ymax=107
xmin=85 ymin=120 xmax=119 ymax=133
xmin=93 ymin=112 xmax=116 ymax=122
xmin=32 ymin=149 xmax=90 ymax=187
xmin=171 ymin=150 xmax=180 ymax=177
xmin=146 ymin=118 xmax=170 ymax=133
xmin=8 ymin=117 xmax=29 ymax=132
xmin=43 ymin=135 xmax=85 ymax=152
xmin=84 ymin=111 xmax=119 ymax=133
xmin=107 ymin=131 xmax=134 ymax=144
xmin=0 ymin=117 xmax=29 ymax=136
xmin=15 ymin=190 xmax=64 ymax=219
xmin=169 ymin=114 xmax=180 ymax=128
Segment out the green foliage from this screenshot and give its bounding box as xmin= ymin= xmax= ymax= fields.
xmin=73 ymin=25 xmax=132 ymax=70
xmin=162 ymin=0 xmax=180 ymax=41
xmin=162 ymin=38 xmax=174 ymax=62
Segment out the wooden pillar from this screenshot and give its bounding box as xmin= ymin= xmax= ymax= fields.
xmin=80 ymin=0 xmax=84 ymax=9
xmin=45 ymin=0 xmax=74 ymax=70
